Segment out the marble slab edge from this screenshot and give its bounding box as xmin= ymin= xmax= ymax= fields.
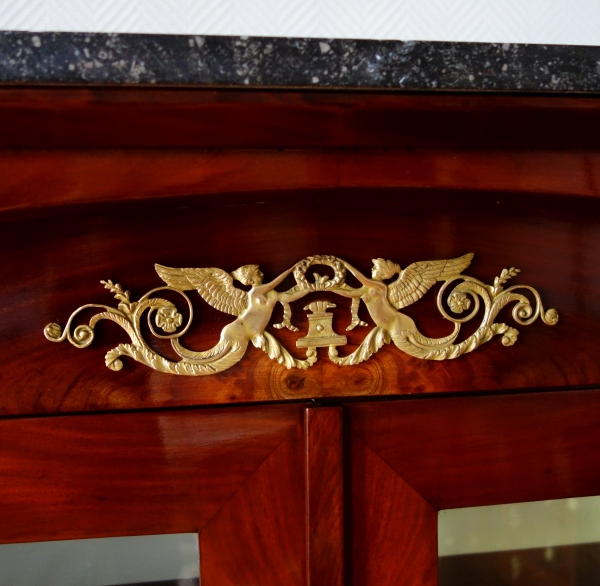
xmin=1 ymin=30 xmax=600 ymax=92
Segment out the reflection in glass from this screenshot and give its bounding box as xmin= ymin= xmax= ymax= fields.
xmin=439 ymin=496 xmax=600 ymax=585
xmin=0 ymin=533 xmax=199 ymax=586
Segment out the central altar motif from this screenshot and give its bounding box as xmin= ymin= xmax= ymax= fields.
xmin=44 ymin=254 xmax=558 ymax=375
xmin=296 ymin=301 xmax=347 ymax=350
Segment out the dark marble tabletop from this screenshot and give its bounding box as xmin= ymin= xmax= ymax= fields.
xmin=1 ymin=30 xmax=599 ymax=92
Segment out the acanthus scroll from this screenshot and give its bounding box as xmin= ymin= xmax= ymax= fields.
xmin=44 ymin=253 xmax=558 ymax=376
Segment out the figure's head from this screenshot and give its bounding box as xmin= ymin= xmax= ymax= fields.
xmin=371 ymin=258 xmax=400 ymax=281
xmin=232 ymin=264 xmax=263 ymax=286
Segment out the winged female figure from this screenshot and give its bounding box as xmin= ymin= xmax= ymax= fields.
xmin=155 ymin=262 xmax=317 ymax=370
xmin=329 ymin=254 xmax=475 ymax=364
xmin=45 ymin=253 xmax=557 ymax=374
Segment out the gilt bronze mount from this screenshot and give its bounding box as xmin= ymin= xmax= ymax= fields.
xmin=44 ymin=254 xmax=558 ymax=375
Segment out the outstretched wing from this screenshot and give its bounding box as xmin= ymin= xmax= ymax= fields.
xmin=388 ymin=253 xmax=474 ymax=309
xmin=155 ymin=264 xmax=247 ymax=316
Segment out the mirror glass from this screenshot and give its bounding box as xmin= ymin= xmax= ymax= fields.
xmin=0 ymin=533 xmax=199 ymax=586
xmin=439 ymin=495 xmax=600 ymax=585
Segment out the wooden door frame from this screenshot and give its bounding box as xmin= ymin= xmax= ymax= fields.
xmin=1 ymin=388 xmax=599 ymax=585
xmin=346 ymin=388 xmax=600 ymax=585
xmin=0 ymin=403 xmax=348 ymax=585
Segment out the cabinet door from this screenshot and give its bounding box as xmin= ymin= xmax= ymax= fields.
xmin=0 ymin=404 xmax=311 ymax=585
xmin=0 ymin=403 xmax=345 ymax=586
xmin=346 ymin=389 xmax=600 ymax=586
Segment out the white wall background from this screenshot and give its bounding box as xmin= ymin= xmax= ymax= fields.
xmin=1 ymin=0 xmax=600 ymax=46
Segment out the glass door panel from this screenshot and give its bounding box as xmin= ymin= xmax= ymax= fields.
xmin=439 ymin=496 xmax=600 ymax=585
xmin=0 ymin=533 xmax=199 ymax=586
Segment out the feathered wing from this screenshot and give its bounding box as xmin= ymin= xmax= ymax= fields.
xmin=387 ymin=253 xmax=474 ymax=309
xmin=155 ymin=264 xmax=247 ymax=316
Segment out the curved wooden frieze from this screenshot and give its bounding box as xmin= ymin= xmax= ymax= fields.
xmin=44 ymin=254 xmax=558 ymax=375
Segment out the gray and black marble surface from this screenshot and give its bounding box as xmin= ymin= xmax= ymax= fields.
xmin=1 ymin=30 xmax=599 ymax=92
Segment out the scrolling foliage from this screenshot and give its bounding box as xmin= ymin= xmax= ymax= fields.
xmin=44 ymin=254 xmax=558 ymax=376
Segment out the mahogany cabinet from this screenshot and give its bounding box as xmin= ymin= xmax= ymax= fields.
xmin=1 ymin=87 xmax=600 ymax=585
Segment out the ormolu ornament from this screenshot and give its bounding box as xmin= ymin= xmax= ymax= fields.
xmin=44 ymin=254 xmax=558 ymax=375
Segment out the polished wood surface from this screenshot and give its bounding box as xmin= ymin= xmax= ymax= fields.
xmin=2 ymin=87 xmax=599 ymax=414
xmin=3 ymin=90 xmax=600 ymax=213
xmin=3 ymin=89 xmax=600 ymax=150
xmin=3 ymin=87 xmax=600 ymax=585
xmin=1 ymin=189 xmax=597 ymax=414
xmin=0 ymin=404 xmax=303 ymax=544
xmin=0 ymin=403 xmax=351 ymax=585
xmin=346 ymin=389 xmax=600 ymax=585
xmin=3 ymin=388 xmax=600 ymax=584
xmin=349 ymin=435 xmax=437 ymax=586
xmin=347 ymin=388 xmax=600 ymax=510
xmin=2 ymin=149 xmax=600 ymax=213
xmin=305 ymin=407 xmax=344 ymax=586
xmin=200 ymin=421 xmax=306 ymax=586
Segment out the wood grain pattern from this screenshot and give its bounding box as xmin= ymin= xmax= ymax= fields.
xmin=305 ymin=407 xmax=344 ymax=586
xmin=200 ymin=422 xmax=306 ymax=586
xmin=0 ymin=150 xmax=338 ymax=213
xmin=0 ymin=189 xmax=597 ymax=414
xmin=0 ymin=404 xmax=302 ymax=544
xmin=3 ymin=87 xmax=600 ymax=413
xmin=349 ymin=435 xmax=438 ymax=586
xmin=6 ymin=87 xmax=600 ymax=585
xmin=339 ymin=149 xmax=600 ymax=198
xmin=348 ymin=388 xmax=600 ymax=510
xmin=3 ymin=90 xmax=600 ymax=213
xmin=2 ymin=148 xmax=600 ymax=213
xmin=3 ymin=89 xmax=600 ymax=150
